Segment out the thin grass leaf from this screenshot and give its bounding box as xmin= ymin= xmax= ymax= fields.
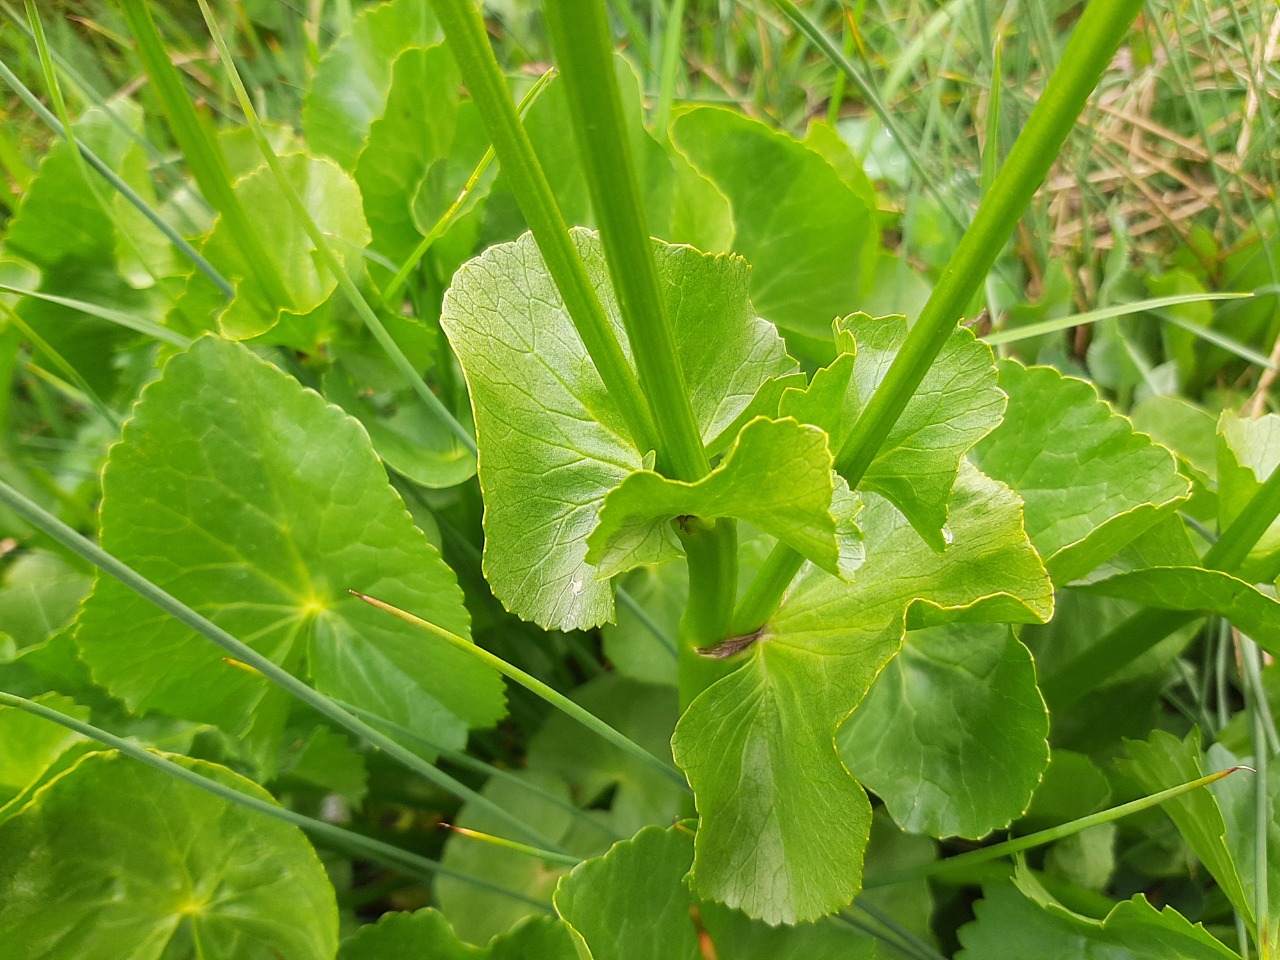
xmin=0 ymin=283 xmax=192 ymax=348
xmin=350 ymin=590 xmax=691 ymax=792
xmin=867 ymin=766 xmax=1248 ymax=888
xmin=984 ymin=292 xmax=1254 ymax=346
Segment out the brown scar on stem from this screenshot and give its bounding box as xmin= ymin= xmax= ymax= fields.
xmin=697 ymin=628 xmax=764 ymax=660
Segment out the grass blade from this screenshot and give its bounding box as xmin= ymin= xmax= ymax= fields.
xmin=866 ymin=766 xmax=1248 ymax=888
xmin=983 ymin=291 xmax=1255 ymax=345
xmin=119 ymin=0 xmax=288 ymax=306
xmin=0 ymin=283 xmax=192 ymax=348
xmin=350 ymin=590 xmax=691 ymax=793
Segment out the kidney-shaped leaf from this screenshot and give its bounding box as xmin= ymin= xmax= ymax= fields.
xmin=76 ymin=337 xmax=504 ymax=770
xmin=840 ymin=622 xmax=1049 ymax=839
xmin=973 ymin=361 xmax=1189 ymax=584
xmin=673 ymin=464 xmax=1053 ymax=924
xmin=0 ymin=750 xmax=338 ymax=960
xmin=671 ymin=106 xmax=873 ymax=355
xmin=440 ymin=229 xmax=795 ymax=631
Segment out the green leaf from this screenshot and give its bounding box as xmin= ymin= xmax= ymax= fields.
xmin=1205 ymin=743 xmax=1280 ymax=957
xmin=0 ymin=550 xmax=90 ymax=649
xmin=553 ymin=825 xmax=876 ymax=958
xmin=781 ymin=315 xmax=1005 ymax=550
xmin=973 ymin=361 xmax=1190 ymax=583
xmin=1121 ymin=730 xmax=1253 ymax=927
xmin=958 ymin=875 xmax=1240 ymax=959
xmin=673 ymin=464 xmax=1052 ymax=924
xmin=601 ymin=563 xmax=683 ymax=686
xmin=301 ymin=0 xmax=441 ymax=170
xmin=586 ymin=416 xmax=860 ymax=580
xmin=670 ymin=106 xmax=874 ymax=356
xmin=440 ymin=229 xmax=794 ymax=631
xmin=337 ymin=910 xmax=576 ymax=960
xmin=175 ymin=154 xmax=370 ymax=348
xmin=338 ymin=909 xmax=482 ymax=959
xmin=1218 ymin=410 xmax=1280 ymax=580
xmin=555 ymin=825 xmax=699 ymax=960
xmin=0 ymin=692 xmax=87 ymax=806
xmin=839 ymin=623 xmax=1049 ymax=839
xmin=353 ymin=44 xmax=463 ymax=282
xmin=0 ymin=750 xmax=338 ymax=960
xmin=76 ymin=337 xmax=504 ymax=770
xmin=1078 ymin=563 xmax=1280 ymax=657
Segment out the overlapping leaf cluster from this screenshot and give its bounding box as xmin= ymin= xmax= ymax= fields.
xmin=3 ymin=0 xmax=1280 ymax=957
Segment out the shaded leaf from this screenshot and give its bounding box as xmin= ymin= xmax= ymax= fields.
xmin=671 ymin=106 xmax=874 ymax=356
xmin=302 ymin=0 xmax=441 ymax=169
xmin=175 ymin=154 xmax=370 ymax=348
xmin=958 ymin=874 xmax=1240 ymax=959
xmin=840 ymin=623 xmax=1049 ymax=839
xmin=0 ymin=750 xmax=338 ymax=960
xmin=1121 ymin=730 xmax=1252 ymax=928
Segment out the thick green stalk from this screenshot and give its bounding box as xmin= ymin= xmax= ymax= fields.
xmin=351 ymin=591 xmax=691 ymax=792
xmin=544 ymin=0 xmax=708 ymax=482
xmin=866 ymin=766 xmax=1246 ymax=888
xmin=0 ymin=479 xmax=558 ymax=852
xmin=426 ymin=0 xmax=659 ymax=456
xmin=733 ymin=0 xmax=1145 ymax=634
xmin=1044 ymin=459 xmax=1280 ymax=707
xmin=677 ymin=520 xmax=740 ymax=709
xmin=119 ymin=0 xmax=288 ymax=306
xmin=0 ymin=692 xmax=551 ymax=909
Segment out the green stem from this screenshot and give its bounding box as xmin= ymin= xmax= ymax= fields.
xmin=733 ymin=0 xmax=1145 ymax=633
xmin=1241 ymin=635 xmax=1272 ymax=953
xmin=119 ymin=0 xmax=287 ymax=306
xmin=350 ymin=590 xmax=691 ymax=793
xmin=0 ymin=479 xmax=559 ymax=853
xmin=426 ymin=0 xmax=660 ymax=456
xmin=544 ymin=0 xmax=708 ymax=482
xmin=194 ymin=0 xmax=475 ymax=456
xmin=0 ymin=692 xmax=553 ymax=909
xmin=866 ymin=766 xmax=1248 ymax=889
xmin=677 ymin=520 xmax=739 ymax=709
